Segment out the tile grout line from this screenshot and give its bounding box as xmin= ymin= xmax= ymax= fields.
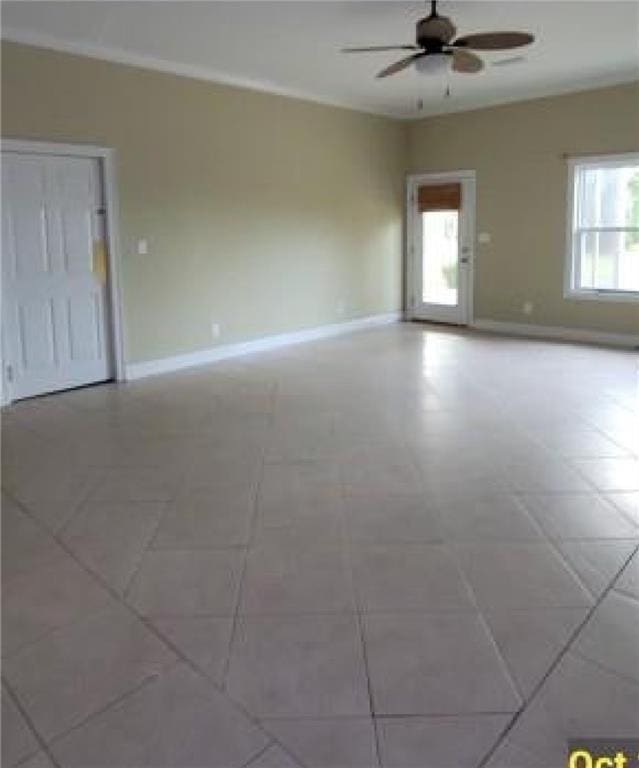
xmin=577 ymin=415 xmax=637 ymax=455
xmin=1 ymin=599 xmax=120 ymax=667
xmin=238 ymin=742 xmax=274 ymax=768
xmin=476 ymin=541 xmax=639 ymax=768
xmin=33 ymin=671 xmax=169 ymax=758
xmin=252 ymin=709 xmax=519 ymax=721
xmin=348 ymin=571 xmax=385 ymax=767
xmin=5 ymin=332 xmax=637 ymax=768
xmin=509 ymin=489 xmax=639 ymax=606
xmin=120 ymin=483 xmax=185 ymax=601
xmin=118 ymin=499 xmax=173 ymax=598
xmin=339 ymin=484 xmax=388 ymax=768
xmin=217 ymin=459 xmax=265 ymax=693
xmin=12 ymin=462 xmax=103 ymax=541
xmin=602 ymin=491 xmax=639 ymax=530
xmin=434 ymin=528 xmax=531 ymax=710
xmin=610 ymin=583 xmax=639 ymax=605
xmin=2 ymin=487 xmax=302 ymax=768
xmin=210 ymin=379 xmax=310 ymax=768
xmin=228 ymin=379 xmax=312 ymax=768
xmin=435 ymin=491 xmax=636 ymax=765
xmin=529 ymin=519 xmax=636 ymax=606
xmin=1 ymin=677 xmax=62 ymax=768
xmin=568 ymin=454 xmax=639 ymax=497
xmin=568 ymin=644 xmax=639 ymax=691
xmin=53 ymin=466 xmax=107 ymax=538
xmin=442 ymin=542 xmax=530 ymax=716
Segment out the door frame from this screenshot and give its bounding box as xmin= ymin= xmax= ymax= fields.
xmin=1 ymin=139 xmax=126 ymax=404
xmin=406 ymin=170 xmax=476 ymax=325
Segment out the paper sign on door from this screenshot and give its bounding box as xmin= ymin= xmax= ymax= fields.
xmin=92 ymin=241 xmax=108 ymax=284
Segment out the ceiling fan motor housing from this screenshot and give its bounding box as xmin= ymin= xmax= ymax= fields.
xmin=416 ymin=15 xmax=457 ymax=49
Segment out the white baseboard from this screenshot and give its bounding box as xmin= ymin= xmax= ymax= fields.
xmin=125 ymin=312 xmax=401 ymax=380
xmin=471 ymin=318 xmax=639 ymax=349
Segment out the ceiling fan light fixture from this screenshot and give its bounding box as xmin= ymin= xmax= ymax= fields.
xmin=415 ymin=53 xmax=449 ymax=75
xmin=342 ymin=0 xmax=534 ymax=81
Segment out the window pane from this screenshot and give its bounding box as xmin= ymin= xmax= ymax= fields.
xmin=578 ymin=165 xmax=639 ymax=228
xmin=422 ymin=210 xmax=458 ymax=306
xmin=577 ymin=230 xmax=639 ymax=292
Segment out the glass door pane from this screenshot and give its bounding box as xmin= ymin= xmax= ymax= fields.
xmin=421 ymin=210 xmax=459 ymax=306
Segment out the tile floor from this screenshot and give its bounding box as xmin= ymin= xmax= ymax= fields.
xmin=2 ymin=323 xmax=639 ymax=768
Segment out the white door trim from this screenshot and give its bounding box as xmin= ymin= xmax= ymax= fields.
xmin=406 ymin=170 xmax=476 ymax=325
xmin=1 ymin=139 xmax=126 ymax=402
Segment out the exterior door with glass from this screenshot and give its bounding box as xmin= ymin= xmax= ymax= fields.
xmin=408 ymin=172 xmax=475 ymax=325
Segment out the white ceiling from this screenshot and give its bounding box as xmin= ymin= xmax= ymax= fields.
xmin=2 ymin=1 xmax=639 ymax=118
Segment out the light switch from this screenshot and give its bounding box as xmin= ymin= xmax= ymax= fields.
xmin=478 ymin=232 xmax=491 ymax=244
xmin=137 ymin=239 xmax=148 ymax=255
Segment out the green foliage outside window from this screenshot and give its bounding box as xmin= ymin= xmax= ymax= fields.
xmin=627 ymin=170 xmax=639 ymax=249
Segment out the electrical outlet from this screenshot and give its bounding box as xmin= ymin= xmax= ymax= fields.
xmin=136 ymin=239 xmax=148 ymax=256
xmin=211 ymin=322 xmax=221 ymax=339
xmin=523 ymin=301 xmax=534 ymax=316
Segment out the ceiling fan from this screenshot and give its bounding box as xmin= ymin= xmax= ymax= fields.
xmin=342 ymin=1 xmax=534 ymax=78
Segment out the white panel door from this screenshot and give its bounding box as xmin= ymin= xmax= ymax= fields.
xmin=2 ymin=153 xmax=112 ymax=400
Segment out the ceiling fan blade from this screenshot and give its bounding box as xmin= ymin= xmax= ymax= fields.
xmin=453 ymin=31 xmax=534 ymax=50
xmin=452 ymin=48 xmax=483 ymax=74
xmin=342 ymin=45 xmax=420 ymax=53
xmin=376 ymin=53 xmax=424 ymax=79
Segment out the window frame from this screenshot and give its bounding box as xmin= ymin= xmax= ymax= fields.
xmin=564 ymin=152 xmax=639 ymax=303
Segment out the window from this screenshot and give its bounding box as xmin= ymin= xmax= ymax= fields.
xmin=565 ymin=154 xmax=639 ymax=300
xmin=421 ymin=210 xmax=459 ymax=306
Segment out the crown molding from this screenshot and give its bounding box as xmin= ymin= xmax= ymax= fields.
xmin=3 ymin=28 xmax=638 ymax=121
xmin=1 ymin=27 xmax=397 ymax=119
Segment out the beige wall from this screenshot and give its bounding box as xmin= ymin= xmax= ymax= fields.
xmin=2 ymin=42 xmax=637 ymax=362
xmin=408 ymin=82 xmax=639 ymax=334
xmin=1 ymin=42 xmax=407 ymax=364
